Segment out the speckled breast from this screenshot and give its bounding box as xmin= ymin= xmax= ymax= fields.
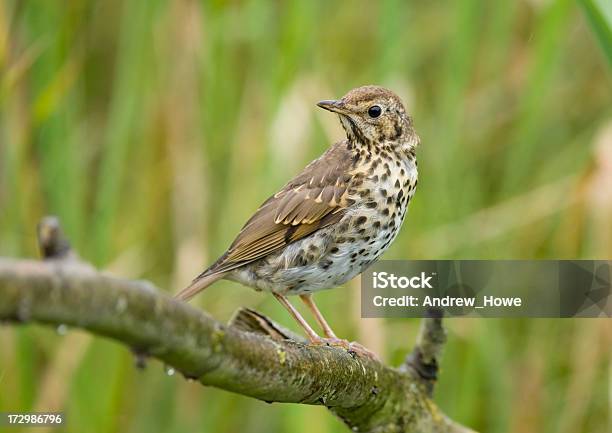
xmin=228 ymin=150 xmax=418 ymax=296
xmin=312 ymin=153 xmax=418 ymax=288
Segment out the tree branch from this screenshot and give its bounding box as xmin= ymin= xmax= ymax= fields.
xmin=403 ymin=308 xmax=446 ymax=396
xmin=0 ymin=218 xmax=475 ymax=433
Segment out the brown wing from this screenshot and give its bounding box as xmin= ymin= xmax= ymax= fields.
xmin=204 ymin=142 xmax=354 ymax=276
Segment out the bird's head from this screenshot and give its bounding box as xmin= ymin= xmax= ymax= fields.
xmin=317 ymin=85 xmax=419 ymax=154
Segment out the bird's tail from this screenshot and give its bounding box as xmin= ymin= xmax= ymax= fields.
xmin=175 ymin=271 xmax=226 ymax=302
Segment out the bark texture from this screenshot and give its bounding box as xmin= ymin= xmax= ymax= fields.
xmin=0 ymin=218 xmax=475 ymax=433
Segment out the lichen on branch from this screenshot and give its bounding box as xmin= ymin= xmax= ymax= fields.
xmin=0 ymin=218 xmax=475 ymax=433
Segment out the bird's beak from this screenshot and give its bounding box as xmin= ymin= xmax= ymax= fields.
xmin=316 ymin=99 xmax=348 ymax=114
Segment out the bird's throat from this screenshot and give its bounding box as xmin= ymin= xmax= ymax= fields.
xmin=340 ymin=115 xmax=369 ymax=148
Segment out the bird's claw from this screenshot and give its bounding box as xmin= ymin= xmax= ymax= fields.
xmin=310 ymin=337 xmax=379 ymax=360
xmin=346 ymin=341 xmax=379 ymax=360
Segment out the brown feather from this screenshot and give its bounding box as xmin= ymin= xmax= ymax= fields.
xmin=175 ymin=272 xmax=227 ymax=301
xmin=201 ymin=142 xmax=355 ymax=276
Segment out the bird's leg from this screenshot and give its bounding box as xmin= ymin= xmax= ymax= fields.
xmin=299 ymin=294 xmax=378 ymax=359
xmin=273 ymin=293 xmax=322 ymax=343
xmin=299 ymin=294 xmax=339 ymax=340
xmin=274 ymin=293 xmax=377 ymax=359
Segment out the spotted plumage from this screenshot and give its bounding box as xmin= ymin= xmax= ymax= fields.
xmin=176 ymin=85 xmax=420 ymax=355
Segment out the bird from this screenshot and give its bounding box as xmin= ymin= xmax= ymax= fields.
xmin=176 ymin=85 xmax=419 ymax=356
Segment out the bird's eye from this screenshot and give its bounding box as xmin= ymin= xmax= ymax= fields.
xmin=368 ymin=105 xmax=382 ymax=118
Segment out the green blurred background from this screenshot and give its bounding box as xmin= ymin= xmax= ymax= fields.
xmin=1 ymin=0 xmax=611 ymax=432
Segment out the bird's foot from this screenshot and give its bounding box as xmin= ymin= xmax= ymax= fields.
xmin=345 ymin=341 xmax=379 ymax=360
xmin=310 ymin=337 xmax=379 ymax=360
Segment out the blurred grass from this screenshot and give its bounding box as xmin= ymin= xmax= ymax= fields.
xmin=579 ymin=0 xmax=612 ymax=66
xmin=0 ymin=1 xmax=611 ymax=432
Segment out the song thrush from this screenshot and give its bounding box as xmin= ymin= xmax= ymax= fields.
xmin=176 ymin=85 xmax=419 ymax=355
